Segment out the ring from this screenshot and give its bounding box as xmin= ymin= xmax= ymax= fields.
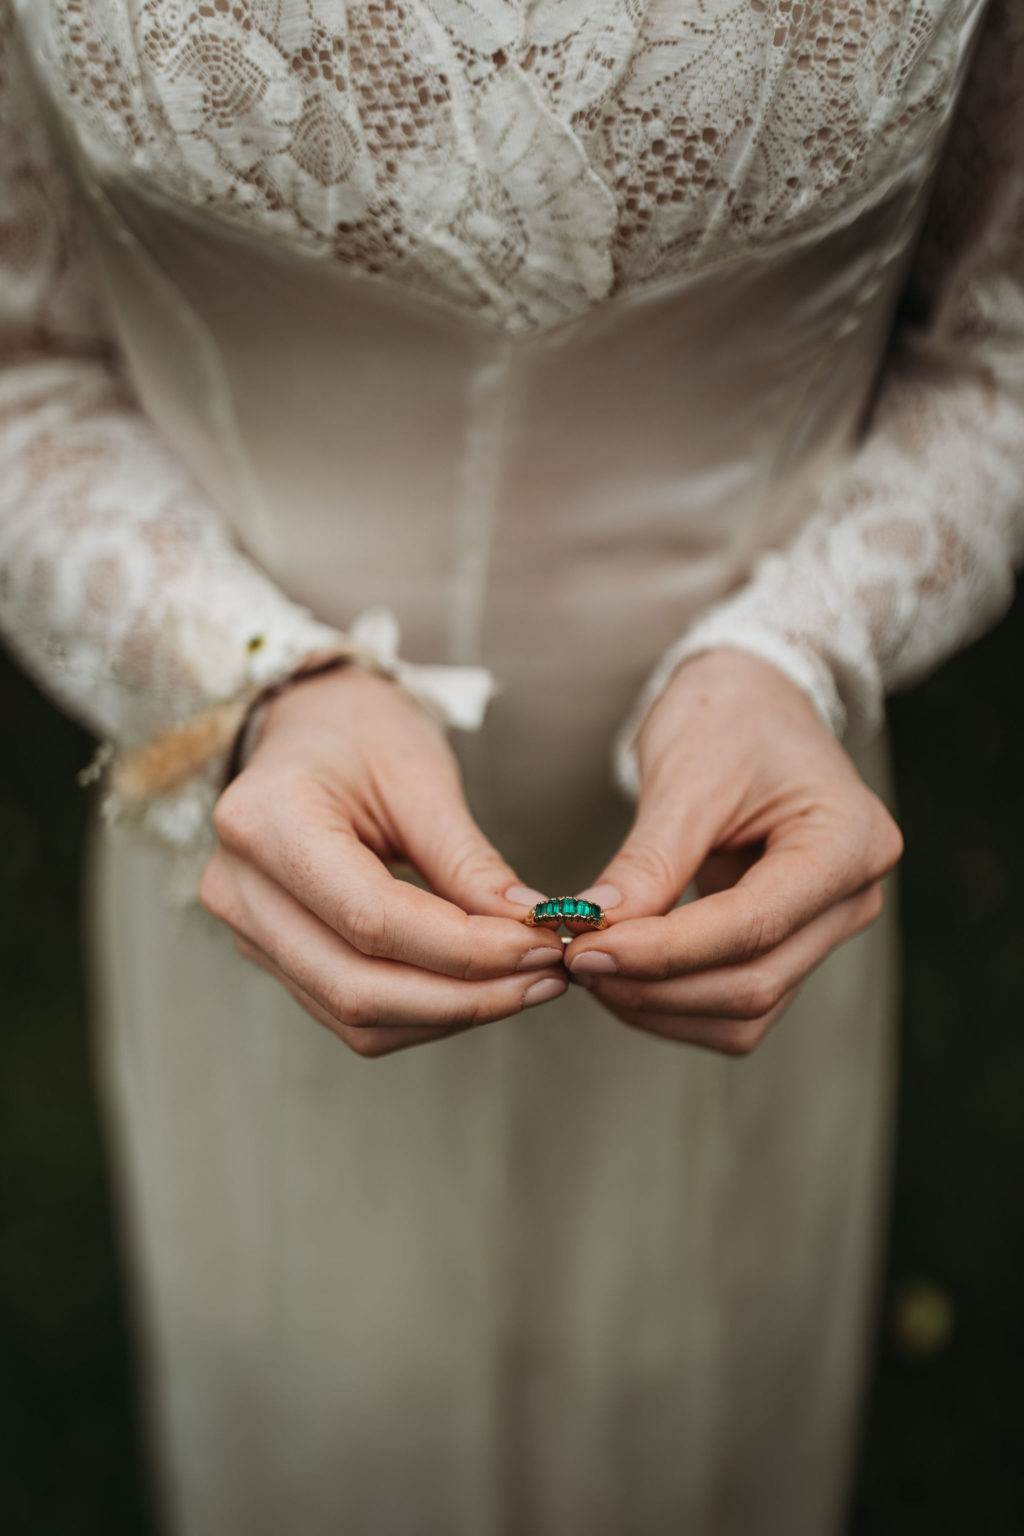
xmin=524 ymin=897 xmax=608 ymax=930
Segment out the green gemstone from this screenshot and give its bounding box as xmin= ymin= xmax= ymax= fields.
xmin=580 ymin=902 xmax=593 ymax=918
xmin=543 ymin=901 xmax=555 ymax=917
xmin=563 ymin=899 xmax=576 ymax=916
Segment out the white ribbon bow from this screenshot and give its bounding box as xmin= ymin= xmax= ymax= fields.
xmin=347 ymin=606 xmax=499 ymax=731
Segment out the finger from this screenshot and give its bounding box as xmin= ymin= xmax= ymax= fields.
xmin=607 ymin=986 xmax=800 ymax=1056
xmin=693 ymin=848 xmax=761 ymax=898
xmin=389 ymin=772 xmax=549 ymax=920
xmin=212 ymin=781 xmax=563 ymax=979
xmin=232 ymin=933 xmax=473 ymax=1058
xmin=569 ymin=809 xmax=898 ymax=977
xmin=573 ymin=793 xmax=715 ymax=923
xmin=202 ymin=847 xmax=568 ymax=1027
xmin=580 ymin=883 xmax=883 ymax=1018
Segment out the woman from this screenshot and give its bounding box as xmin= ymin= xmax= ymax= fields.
xmin=1 ymin=1 xmax=1021 ymax=1532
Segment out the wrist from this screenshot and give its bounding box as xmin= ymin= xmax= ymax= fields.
xmin=635 ymin=645 xmax=830 ymax=776
xmin=655 ymin=645 xmax=823 ymax=716
xmin=225 ymin=652 xmax=369 ymax=785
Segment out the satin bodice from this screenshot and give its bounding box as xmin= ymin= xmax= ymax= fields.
xmin=67 ymin=155 xmax=931 ymax=864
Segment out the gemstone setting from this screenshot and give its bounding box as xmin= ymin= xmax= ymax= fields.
xmin=524 ymin=896 xmax=606 ymax=930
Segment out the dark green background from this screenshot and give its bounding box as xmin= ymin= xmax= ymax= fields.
xmin=2 ymin=591 xmax=1022 ymax=1535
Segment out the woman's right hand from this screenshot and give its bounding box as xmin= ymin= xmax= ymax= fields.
xmin=198 ymin=666 xmax=567 ymax=1057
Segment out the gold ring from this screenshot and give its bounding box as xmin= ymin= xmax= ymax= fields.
xmin=524 ymin=897 xmax=608 ymax=931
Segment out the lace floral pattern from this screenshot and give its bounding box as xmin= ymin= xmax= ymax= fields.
xmin=615 ymin=0 xmax=1024 ymax=786
xmin=1 ymin=0 xmax=1023 ymax=861
xmin=0 ymin=3 xmax=353 ymax=856
xmin=29 ymin=0 xmax=979 ymax=332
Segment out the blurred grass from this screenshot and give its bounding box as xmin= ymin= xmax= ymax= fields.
xmin=0 ymin=662 xmax=150 ymax=1533
xmin=1 ymin=588 xmax=1022 ymax=1535
xmin=849 ymin=581 xmax=1024 ymax=1535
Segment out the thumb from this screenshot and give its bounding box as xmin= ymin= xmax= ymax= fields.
xmin=395 ymin=772 xmax=546 ymax=921
xmin=577 ymin=794 xmax=714 ymax=922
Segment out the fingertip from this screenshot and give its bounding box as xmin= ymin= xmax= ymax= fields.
xmin=522 ymin=975 xmax=569 ymax=1008
xmin=575 ymin=883 xmax=623 ymax=909
xmin=517 ymin=946 xmax=564 ymax=973
xmin=568 ymin=950 xmax=618 ymax=976
xmin=504 ymin=883 xmax=548 ymax=907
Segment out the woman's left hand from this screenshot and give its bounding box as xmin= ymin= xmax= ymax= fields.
xmin=565 ymin=647 xmax=903 ymax=1055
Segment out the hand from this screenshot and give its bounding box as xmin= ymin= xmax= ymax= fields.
xmin=565 ymin=648 xmax=903 ymax=1055
xmin=198 ymin=666 xmax=566 ymax=1057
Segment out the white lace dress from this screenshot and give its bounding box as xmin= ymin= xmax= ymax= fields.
xmin=2 ymin=2 xmax=1022 ymax=1533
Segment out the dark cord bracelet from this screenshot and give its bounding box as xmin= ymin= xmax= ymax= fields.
xmin=220 ymin=653 xmax=358 ymax=791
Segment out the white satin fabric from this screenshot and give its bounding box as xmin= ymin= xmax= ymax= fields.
xmin=81 ymin=159 xmax=932 ymax=854
xmin=3 ymin=2 xmax=1021 ymax=1530
xmin=90 ymin=813 xmax=898 ymax=1536
xmin=76 ymin=158 xmax=913 ymax=1536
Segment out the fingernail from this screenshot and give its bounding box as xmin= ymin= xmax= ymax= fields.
xmin=518 ymin=947 xmax=561 ymax=972
xmin=575 ymin=883 xmax=623 ymax=909
xmin=505 ymin=883 xmax=548 ymax=906
xmin=523 ymin=976 xmax=568 ymax=1008
xmin=569 ymin=951 xmax=618 ymax=975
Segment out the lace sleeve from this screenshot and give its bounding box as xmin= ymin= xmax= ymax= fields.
xmin=0 ymin=4 xmax=493 ymax=874
xmin=615 ymin=0 xmax=1024 ymax=792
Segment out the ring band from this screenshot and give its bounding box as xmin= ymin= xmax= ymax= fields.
xmin=524 ymin=897 xmax=608 ymax=930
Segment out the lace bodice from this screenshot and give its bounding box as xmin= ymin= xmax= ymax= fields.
xmin=615 ymin=0 xmax=1024 ymax=780
xmin=1 ymin=0 xmax=1023 ymax=865
xmin=26 ymin=0 xmax=974 ymax=333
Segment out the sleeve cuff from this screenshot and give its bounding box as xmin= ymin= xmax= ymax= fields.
xmin=87 ymin=605 xmax=499 ymax=890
